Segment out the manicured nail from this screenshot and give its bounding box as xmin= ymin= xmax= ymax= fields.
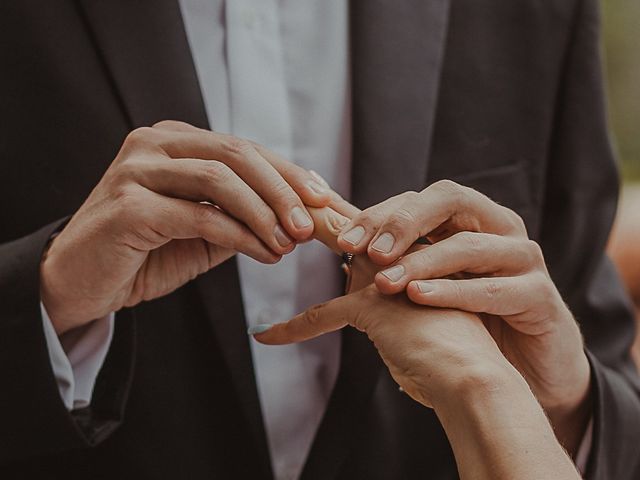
xmin=415 ymin=281 xmax=434 ymax=293
xmin=274 ymin=224 xmax=293 ymax=247
xmin=307 ymin=180 xmax=328 ymax=195
xmin=309 ymin=170 xmax=330 ymax=188
xmin=381 ymin=265 xmax=405 ymax=282
xmin=371 ymin=232 xmax=395 ymax=253
xmin=342 ymin=225 xmax=366 ymax=246
xmin=291 ymin=206 xmax=312 ymax=229
xmin=248 ymin=324 xmax=274 ymax=335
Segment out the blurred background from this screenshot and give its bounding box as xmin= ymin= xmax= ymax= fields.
xmin=602 ymin=0 xmax=640 ymax=364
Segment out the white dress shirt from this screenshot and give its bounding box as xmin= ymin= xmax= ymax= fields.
xmin=40 ymin=1 xmax=592 ymax=478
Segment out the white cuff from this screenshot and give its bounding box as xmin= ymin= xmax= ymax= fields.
xmin=575 ymin=417 xmax=593 ymax=475
xmin=41 ymin=304 xmax=115 ymax=410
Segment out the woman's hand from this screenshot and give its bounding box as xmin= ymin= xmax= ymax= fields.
xmin=253 ymin=205 xmax=581 ymax=480
xmin=254 ymin=205 xmax=505 ymax=407
xmin=335 ymin=180 xmax=592 ymax=453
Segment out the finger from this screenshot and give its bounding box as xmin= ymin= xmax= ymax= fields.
xmin=405 ymin=275 xmax=547 ymax=317
xmin=328 ymin=191 xmax=361 ymax=219
xmin=308 ymin=207 xmax=350 ymax=255
xmin=375 ymin=232 xmax=540 ymax=294
xmin=251 ymin=143 xmax=333 ymax=208
xmin=130 ymin=157 xmax=302 ymax=255
xmin=135 ymin=126 xmax=323 ymax=239
xmin=336 ymin=194 xmax=407 ymax=254
xmin=362 ymin=181 xmax=527 ymax=265
xmin=251 ymin=294 xmax=356 ymax=345
xmin=132 ymin=188 xmax=281 ymax=264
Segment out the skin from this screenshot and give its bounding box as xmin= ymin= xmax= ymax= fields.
xmin=40 ymin=121 xmax=332 ymax=334
xmin=334 ymin=181 xmax=592 ymax=455
xmin=255 ymin=205 xmax=581 ymax=480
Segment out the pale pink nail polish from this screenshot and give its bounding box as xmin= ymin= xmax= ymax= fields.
xmin=371 ymin=232 xmax=395 ymax=253
xmin=291 ymin=206 xmax=312 ymax=229
xmin=416 ymin=281 xmax=434 ymax=293
xmin=342 ymin=225 xmax=365 ymax=246
xmin=381 ymin=265 xmax=405 ymax=282
xmin=274 ymin=224 xmax=293 ymax=247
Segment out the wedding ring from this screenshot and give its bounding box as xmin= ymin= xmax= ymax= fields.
xmin=340 ymin=252 xmax=355 ymax=294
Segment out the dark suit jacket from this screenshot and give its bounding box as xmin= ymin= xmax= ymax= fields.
xmin=1 ymin=1 xmax=639 ymax=478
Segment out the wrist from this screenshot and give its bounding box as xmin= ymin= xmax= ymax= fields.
xmin=434 ymin=361 xmax=580 ymax=480
xmin=431 ymin=356 xmax=526 ymax=414
xmin=40 ymin=239 xmax=95 ymax=334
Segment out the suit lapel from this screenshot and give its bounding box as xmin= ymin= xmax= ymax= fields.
xmin=75 ymin=0 xmax=208 ymax=128
xmin=301 ymin=1 xmax=452 ymax=478
xmin=350 ymin=0 xmax=452 ymax=208
xmin=75 ymin=1 xmax=273 ymax=477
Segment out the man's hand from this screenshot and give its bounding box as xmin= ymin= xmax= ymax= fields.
xmin=336 ymin=180 xmax=592 ymax=454
xmin=40 ymin=120 xmax=331 ymax=334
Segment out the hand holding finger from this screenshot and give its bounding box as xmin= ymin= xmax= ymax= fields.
xmin=375 ymin=232 xmax=543 ymax=294
xmin=339 ymin=180 xmax=527 ymax=266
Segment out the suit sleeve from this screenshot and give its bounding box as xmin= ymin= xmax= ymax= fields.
xmin=0 ymin=220 xmax=136 ymax=465
xmin=540 ymin=0 xmax=640 ymax=478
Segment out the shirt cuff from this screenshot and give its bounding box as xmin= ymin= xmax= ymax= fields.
xmin=575 ymin=417 xmax=593 ymax=475
xmin=41 ymin=304 xmax=115 ymax=410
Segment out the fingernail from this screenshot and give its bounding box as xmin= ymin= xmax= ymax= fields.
xmin=415 ymin=281 xmax=434 ymax=293
xmin=309 ymin=170 xmax=330 ymax=188
xmin=291 ymin=206 xmax=312 ymax=229
xmin=248 ymin=324 xmax=274 ymax=335
xmin=274 ymin=224 xmax=293 ymax=247
xmin=342 ymin=225 xmax=365 ymax=246
xmin=307 ymin=180 xmax=328 ymax=195
xmin=381 ymin=265 xmax=405 ymax=282
xmin=371 ymin=232 xmax=395 ymax=253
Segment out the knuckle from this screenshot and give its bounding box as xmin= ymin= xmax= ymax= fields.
xmin=414 ymin=249 xmax=436 ymax=275
xmin=108 ymin=161 xmax=138 ymax=186
xmin=222 ymin=136 xmax=254 ymax=158
xmin=192 ymin=203 xmax=218 ymax=226
xmin=304 ymin=304 xmax=323 ymax=329
xmin=152 ymin=119 xmax=188 ymax=130
xmin=430 ymin=179 xmax=468 ymax=211
xmin=400 ymin=190 xmax=421 ymax=203
xmin=452 ymin=281 xmax=466 ymax=303
xmin=525 ymin=239 xmax=545 ymax=264
xmin=202 ymin=161 xmax=233 ymax=186
xmin=455 ymin=231 xmax=483 ymax=251
xmin=484 ymin=280 xmax=502 ymax=300
xmin=532 ymin=271 xmax=554 ymax=295
xmin=152 ymin=120 xmax=176 ymax=129
xmin=125 ymin=127 xmax=155 ymax=147
xmin=503 ymin=207 xmax=527 ymax=234
xmin=431 ymin=179 xmax=463 ymax=199
xmin=112 ymin=187 xmax=143 ymax=221
xmin=387 ymin=207 xmax=417 ymax=231
xmin=269 ymin=178 xmax=297 ymax=203
xmin=354 ymin=207 xmax=384 ymax=229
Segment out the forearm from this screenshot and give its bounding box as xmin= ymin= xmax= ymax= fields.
xmin=433 ymin=364 xmax=580 ymax=480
